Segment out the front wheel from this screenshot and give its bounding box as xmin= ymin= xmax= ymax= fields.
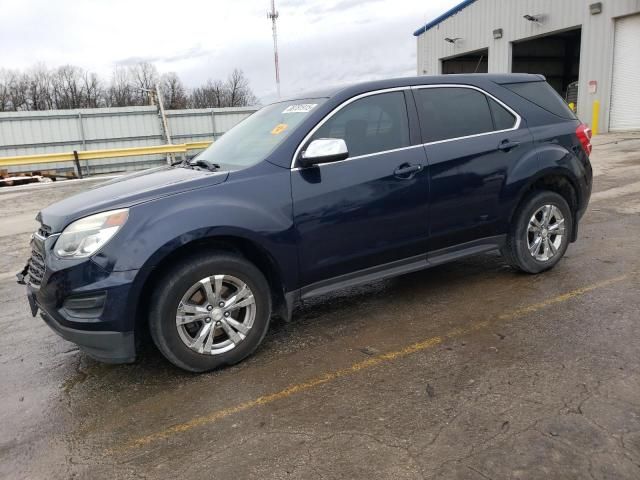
xmin=502 ymin=191 xmax=573 ymax=274
xmin=149 ymin=253 xmax=272 ymax=372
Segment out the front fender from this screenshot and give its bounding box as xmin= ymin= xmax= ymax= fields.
xmin=92 ymin=163 xmax=298 ymax=289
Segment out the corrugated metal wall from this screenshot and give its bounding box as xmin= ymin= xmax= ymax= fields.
xmin=0 ymin=105 xmax=257 ymax=174
xmin=416 ymin=0 xmax=640 ymax=133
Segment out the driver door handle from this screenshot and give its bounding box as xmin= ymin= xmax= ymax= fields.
xmin=394 ymin=163 xmax=422 ymax=178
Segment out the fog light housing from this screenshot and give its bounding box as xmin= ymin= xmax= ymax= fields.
xmin=62 ymin=293 xmax=106 ymax=319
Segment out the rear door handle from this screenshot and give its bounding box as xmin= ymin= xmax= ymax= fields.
xmin=394 ymin=163 xmax=422 ymax=178
xmin=498 ymin=139 xmax=520 ymax=152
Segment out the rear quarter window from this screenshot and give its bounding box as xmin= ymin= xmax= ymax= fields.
xmin=488 ymin=97 xmax=516 ymax=130
xmin=503 ymin=81 xmax=576 ymax=120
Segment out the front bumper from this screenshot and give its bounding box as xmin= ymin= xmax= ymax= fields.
xmin=39 ymin=303 xmax=135 ymax=363
xmin=22 ymin=232 xmax=140 ymax=364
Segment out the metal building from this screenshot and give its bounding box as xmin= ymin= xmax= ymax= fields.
xmin=415 ymin=0 xmax=640 ymax=133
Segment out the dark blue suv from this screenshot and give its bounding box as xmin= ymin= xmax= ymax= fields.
xmin=20 ymin=74 xmax=592 ymax=372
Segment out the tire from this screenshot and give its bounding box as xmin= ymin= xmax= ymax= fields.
xmin=502 ymin=191 xmax=573 ymax=274
xmin=149 ymin=252 xmax=272 ymax=372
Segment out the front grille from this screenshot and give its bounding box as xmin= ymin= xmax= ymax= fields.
xmin=28 ymin=249 xmax=45 ymax=287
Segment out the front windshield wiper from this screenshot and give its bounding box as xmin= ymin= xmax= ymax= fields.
xmin=193 ymin=159 xmax=221 ymax=171
xmin=176 ymin=158 xmax=221 ymax=171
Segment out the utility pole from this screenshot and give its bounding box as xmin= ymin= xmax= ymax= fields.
xmin=131 ymin=84 xmax=174 ymax=164
xmin=155 ymin=82 xmax=175 ymax=165
xmin=267 ymin=0 xmax=281 ymax=98
xmin=155 ymin=82 xmax=172 ymax=145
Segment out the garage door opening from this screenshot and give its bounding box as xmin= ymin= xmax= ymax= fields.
xmin=441 ymin=48 xmax=488 ymax=74
xmin=512 ymin=28 xmax=581 ymax=103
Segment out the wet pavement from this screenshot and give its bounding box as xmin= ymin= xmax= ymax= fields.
xmin=1 ymin=134 xmax=640 ymax=479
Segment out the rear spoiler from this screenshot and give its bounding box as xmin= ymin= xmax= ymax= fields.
xmin=494 ymin=74 xmax=546 ymax=85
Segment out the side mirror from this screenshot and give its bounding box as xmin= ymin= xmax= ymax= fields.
xmin=299 ymin=138 xmax=349 ymax=167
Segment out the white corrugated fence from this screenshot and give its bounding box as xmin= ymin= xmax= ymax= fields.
xmin=0 ymin=105 xmax=257 ymax=174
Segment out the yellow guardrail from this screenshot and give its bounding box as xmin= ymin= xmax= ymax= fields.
xmin=0 ymin=141 xmax=212 ymax=168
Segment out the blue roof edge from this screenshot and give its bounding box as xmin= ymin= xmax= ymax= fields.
xmin=413 ymin=0 xmax=478 ymax=37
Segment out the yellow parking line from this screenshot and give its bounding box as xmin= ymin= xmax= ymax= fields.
xmin=117 ymin=274 xmax=627 ymax=452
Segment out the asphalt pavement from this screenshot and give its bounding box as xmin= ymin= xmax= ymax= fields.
xmin=1 ymin=133 xmax=639 ymax=479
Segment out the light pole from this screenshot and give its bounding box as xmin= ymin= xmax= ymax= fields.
xmin=133 ymin=84 xmax=174 ymax=165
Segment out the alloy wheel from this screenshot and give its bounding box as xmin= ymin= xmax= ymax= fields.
xmin=175 ymin=275 xmax=256 ymax=355
xmin=526 ymin=204 xmax=566 ymax=262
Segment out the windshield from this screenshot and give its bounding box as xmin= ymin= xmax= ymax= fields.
xmin=192 ymin=98 xmax=327 ymax=169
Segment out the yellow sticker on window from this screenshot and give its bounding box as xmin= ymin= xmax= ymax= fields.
xmin=271 ymin=123 xmax=288 ymax=135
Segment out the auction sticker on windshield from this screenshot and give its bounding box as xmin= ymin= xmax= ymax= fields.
xmin=271 ymin=123 xmax=288 ymax=135
xmin=282 ymin=104 xmax=317 ymax=114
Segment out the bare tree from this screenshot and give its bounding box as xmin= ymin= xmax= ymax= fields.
xmin=129 ymin=62 xmax=159 ymax=106
xmin=8 ymin=71 xmax=30 ymax=111
xmin=190 ymin=79 xmax=226 ymax=108
xmin=189 ymin=71 xmax=257 ymax=108
xmin=0 ymin=70 xmax=11 ymax=111
xmin=27 ymin=64 xmax=54 ymax=110
xmin=224 ymin=69 xmax=257 ymax=107
xmin=107 ymin=66 xmax=135 ymax=107
xmin=51 ymin=65 xmax=85 ymax=109
xmin=161 ymin=72 xmax=188 ymax=109
xmin=0 ymin=63 xmax=258 ymax=111
xmin=83 ymin=71 xmax=104 ymax=108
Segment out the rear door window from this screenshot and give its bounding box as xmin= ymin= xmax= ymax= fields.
xmin=415 ymin=87 xmax=495 ymax=143
xmin=310 ymin=91 xmax=410 ymax=158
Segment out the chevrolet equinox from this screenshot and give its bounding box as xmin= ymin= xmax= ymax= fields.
xmin=19 ymin=74 xmax=593 ymax=372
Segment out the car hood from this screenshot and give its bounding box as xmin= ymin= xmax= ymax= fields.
xmin=39 ymin=166 xmax=229 ymax=232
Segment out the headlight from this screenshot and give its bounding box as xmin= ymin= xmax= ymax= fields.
xmin=55 ymin=209 xmax=129 ymax=258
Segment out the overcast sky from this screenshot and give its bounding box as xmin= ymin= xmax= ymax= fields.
xmin=0 ymin=0 xmax=460 ymax=102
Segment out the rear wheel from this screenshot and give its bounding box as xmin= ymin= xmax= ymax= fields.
xmin=149 ymin=253 xmax=272 ymax=372
xmin=502 ymin=191 xmax=573 ymax=273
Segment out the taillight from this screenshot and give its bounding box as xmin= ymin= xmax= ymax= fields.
xmin=576 ymin=123 xmax=592 ymax=156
